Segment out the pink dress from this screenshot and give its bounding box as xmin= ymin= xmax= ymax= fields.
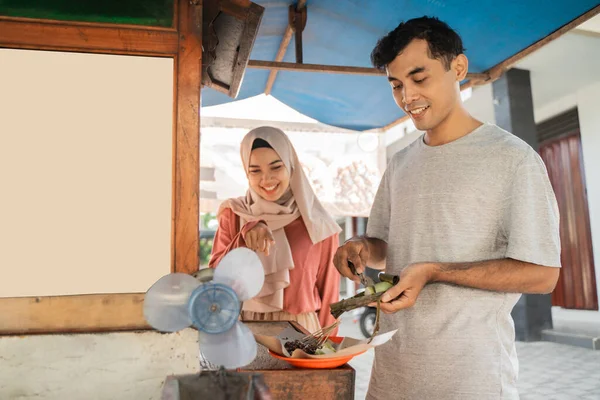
xmin=209 ymin=207 xmax=340 ymax=332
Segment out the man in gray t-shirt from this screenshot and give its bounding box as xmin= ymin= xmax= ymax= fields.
xmin=333 ymin=17 xmax=561 ymax=400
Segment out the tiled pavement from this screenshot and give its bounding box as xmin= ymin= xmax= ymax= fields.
xmin=339 ymin=313 xmax=600 ymax=400
xmin=515 ymin=341 xmax=600 ymax=400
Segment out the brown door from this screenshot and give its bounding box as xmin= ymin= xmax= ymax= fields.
xmin=539 ymin=128 xmax=598 ymax=310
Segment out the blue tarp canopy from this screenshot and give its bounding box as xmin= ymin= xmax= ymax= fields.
xmin=202 ymin=0 xmax=599 ymax=131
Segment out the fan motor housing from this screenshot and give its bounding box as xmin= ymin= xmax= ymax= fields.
xmin=188 ymin=282 xmax=241 ymax=334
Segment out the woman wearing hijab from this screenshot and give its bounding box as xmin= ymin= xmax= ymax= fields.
xmin=209 ymin=126 xmax=342 ymax=333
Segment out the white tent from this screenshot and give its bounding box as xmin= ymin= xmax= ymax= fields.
xmin=200 ymin=95 xmax=386 ymax=217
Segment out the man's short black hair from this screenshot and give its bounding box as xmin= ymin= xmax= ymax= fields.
xmin=370 ymin=16 xmax=465 ymax=71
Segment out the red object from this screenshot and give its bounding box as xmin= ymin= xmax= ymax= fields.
xmin=540 ymin=132 xmax=598 ymax=310
xmin=268 ymin=337 xmax=366 ymax=369
xmin=209 ymin=208 xmax=341 ymax=330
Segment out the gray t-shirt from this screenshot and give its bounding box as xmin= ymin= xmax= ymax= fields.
xmin=366 ymin=123 xmax=561 ymax=400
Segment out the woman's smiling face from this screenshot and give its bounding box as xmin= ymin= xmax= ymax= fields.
xmin=247 ymin=147 xmax=290 ymax=201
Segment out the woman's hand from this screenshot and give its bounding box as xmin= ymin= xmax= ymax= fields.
xmin=244 ymin=222 xmax=276 ymax=255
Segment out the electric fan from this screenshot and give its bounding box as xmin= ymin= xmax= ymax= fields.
xmin=143 ymin=247 xmax=265 ymax=369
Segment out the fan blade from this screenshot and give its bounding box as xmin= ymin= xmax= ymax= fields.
xmin=198 ymin=321 xmax=257 ymax=369
xmin=143 ymin=273 xmax=200 ymax=332
xmin=213 ymin=247 xmax=264 ymax=301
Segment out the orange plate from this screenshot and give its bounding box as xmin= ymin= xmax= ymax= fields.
xmin=268 ymin=336 xmax=366 ymax=369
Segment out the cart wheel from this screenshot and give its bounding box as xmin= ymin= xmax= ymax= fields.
xmin=359 ymin=307 xmax=377 ymax=338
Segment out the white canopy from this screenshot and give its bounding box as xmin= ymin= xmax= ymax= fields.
xmin=200 ymin=95 xmax=386 ymax=217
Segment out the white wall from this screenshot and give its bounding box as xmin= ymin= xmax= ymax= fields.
xmin=0 ymin=330 xmax=199 ymax=400
xmin=517 ymin=32 xmax=600 ymax=115
xmin=577 ymin=81 xmax=600 ymax=305
xmin=534 ymin=93 xmax=578 ymax=124
xmin=465 ymin=84 xmax=497 ymax=125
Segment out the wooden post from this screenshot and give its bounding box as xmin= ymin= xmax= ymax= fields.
xmin=289 ymin=4 xmax=307 ymax=64
xmin=173 ymin=0 xmax=202 ymax=274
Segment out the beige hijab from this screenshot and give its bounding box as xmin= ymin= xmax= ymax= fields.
xmin=218 ymin=126 xmax=341 ymax=313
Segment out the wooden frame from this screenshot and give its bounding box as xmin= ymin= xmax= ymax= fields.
xmin=0 ymin=294 xmax=149 ymax=334
xmin=249 ymin=60 xmax=490 ymax=81
xmin=250 ymin=60 xmax=386 ymax=76
xmin=0 ymin=16 xmax=179 ymax=57
xmin=0 ymin=0 xmax=200 ymax=335
xmin=174 ymin=0 xmax=202 ymax=276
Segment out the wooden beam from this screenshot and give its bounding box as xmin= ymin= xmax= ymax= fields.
xmin=465 ymin=73 xmax=492 ymax=83
xmin=486 ymin=4 xmax=600 ymax=80
xmin=173 ymin=0 xmax=201 ymax=274
xmin=0 ymin=294 xmax=149 ymax=335
xmin=0 ymin=16 xmax=178 ymax=57
xmin=264 ymin=0 xmax=307 ymax=95
xmin=229 ymin=0 xmax=253 ymax=7
xmin=173 ymin=0 xmax=180 ymax=30
xmin=253 ymin=60 xmax=486 ymax=131
xmin=251 ymin=60 xmax=385 ymax=76
xmin=264 ymin=29 xmax=293 ymax=95
xmin=250 ymin=60 xmax=489 ymax=80
xmin=289 ymin=4 xmax=307 ymax=64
